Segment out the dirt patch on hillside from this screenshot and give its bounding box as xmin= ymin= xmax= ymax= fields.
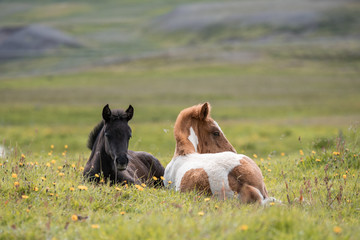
xmin=155 ymin=0 xmax=343 ymax=31
xmin=0 ymin=24 xmax=81 ymax=60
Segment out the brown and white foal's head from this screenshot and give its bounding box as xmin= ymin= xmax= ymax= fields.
xmin=174 ymin=102 xmax=236 ymax=156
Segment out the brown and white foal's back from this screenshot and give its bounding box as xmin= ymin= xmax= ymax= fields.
xmin=164 ymin=103 xmax=276 ymax=204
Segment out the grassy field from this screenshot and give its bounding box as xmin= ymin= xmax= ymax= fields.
xmin=1 ymin=0 xmax=360 ymax=239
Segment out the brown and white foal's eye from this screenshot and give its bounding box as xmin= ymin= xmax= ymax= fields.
xmin=213 ymin=132 xmax=220 ymax=137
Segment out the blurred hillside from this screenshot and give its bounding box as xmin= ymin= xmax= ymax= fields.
xmin=0 ymin=0 xmax=359 ymax=77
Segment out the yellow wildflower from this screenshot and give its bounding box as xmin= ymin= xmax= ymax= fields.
xmin=69 ymin=187 xmax=75 ymax=191
xmin=51 ymin=145 xmax=54 ymax=149
xmin=48 ymin=152 xmax=52 ymax=156
xmin=253 ymin=154 xmax=258 ymax=158
xmin=267 ymin=169 xmax=272 ymax=172
xmin=21 ymin=154 xmax=25 ymax=158
xmin=14 ymin=182 xmax=20 ymax=187
xmin=46 ymin=163 xmax=51 ymax=167
xmin=281 ymin=152 xmax=285 ymax=156
xmin=134 ymin=184 xmax=144 ymax=191
xmin=58 ymin=173 xmax=65 ymax=177
xmin=312 ymin=150 xmax=316 ymax=154
xmin=160 ymin=176 xmax=165 ymax=180
xmin=34 ymin=187 xmax=39 ymax=191
xmin=62 ymin=152 xmax=66 ymax=156
xmin=115 ymin=187 xmax=122 ymax=191
xmin=120 ymin=211 xmax=126 ymax=215
xmin=41 ymin=177 xmax=46 ymax=181
xmin=141 ymin=183 xmax=146 ymax=187
xmin=152 ymin=176 xmax=158 ymax=181
xmin=299 ymin=150 xmax=304 ymax=156
xmin=11 ymin=173 xmax=17 ymax=178
xmin=204 ymin=198 xmax=211 ymax=202
xmin=168 ymin=181 xmax=172 ymax=184
xmin=51 ymin=159 xmax=56 ymax=164
xmin=270 ymin=202 xmax=275 ymax=206
xmin=343 ymin=175 xmax=347 ymax=179
xmin=198 ymin=211 xmax=205 ymax=216
xmin=240 ymin=224 xmax=249 ymax=231
xmin=71 ymin=215 xmax=78 ymax=222
xmin=315 ymin=159 xmax=321 ymax=162
xmin=95 ymin=174 xmax=100 ymax=178
xmin=333 ymin=152 xmax=340 ymax=156
xmin=22 ymin=195 xmax=29 ymax=199
xmin=333 ymin=226 xmax=342 ymax=234
xmin=64 ymin=145 xmax=68 ymax=149
xmin=91 ymin=224 xmax=99 ymax=229
xmin=78 ymin=185 xmax=88 ymax=191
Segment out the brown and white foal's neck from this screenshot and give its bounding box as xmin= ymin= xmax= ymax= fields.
xmin=174 ymin=124 xmax=198 ymax=157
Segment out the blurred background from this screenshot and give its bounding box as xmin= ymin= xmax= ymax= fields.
xmin=0 ymin=0 xmax=359 ymax=162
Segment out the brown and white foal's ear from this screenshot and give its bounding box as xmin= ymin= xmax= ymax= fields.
xmin=102 ymin=104 xmax=112 ymax=122
xmin=199 ymin=102 xmax=210 ymax=120
xmin=125 ymin=105 xmax=134 ymax=121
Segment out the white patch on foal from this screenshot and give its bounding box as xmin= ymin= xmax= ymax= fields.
xmin=188 ymin=127 xmax=199 ymax=152
xmin=164 ymin=152 xmax=245 ymax=198
xmin=213 ymin=120 xmax=224 ymax=134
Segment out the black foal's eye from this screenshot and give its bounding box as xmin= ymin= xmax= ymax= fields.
xmin=105 ymin=132 xmax=110 ymax=138
xmin=213 ymin=132 xmax=220 ymax=137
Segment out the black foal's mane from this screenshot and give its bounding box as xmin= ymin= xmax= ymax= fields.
xmin=87 ymin=121 xmax=104 ymax=150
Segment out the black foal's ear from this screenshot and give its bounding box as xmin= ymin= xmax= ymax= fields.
xmin=102 ymin=104 xmax=112 ymax=122
xmin=125 ymin=105 xmax=134 ymax=121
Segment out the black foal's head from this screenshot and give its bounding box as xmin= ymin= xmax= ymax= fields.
xmin=102 ymin=104 xmax=133 ymax=171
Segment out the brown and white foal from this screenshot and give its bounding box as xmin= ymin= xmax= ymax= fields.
xmin=164 ymin=103 xmax=276 ymax=204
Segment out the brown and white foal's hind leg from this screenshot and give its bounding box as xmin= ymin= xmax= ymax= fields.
xmin=228 ymin=156 xmax=275 ymax=204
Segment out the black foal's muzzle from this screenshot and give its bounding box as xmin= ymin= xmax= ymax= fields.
xmin=115 ymin=153 xmax=129 ymax=171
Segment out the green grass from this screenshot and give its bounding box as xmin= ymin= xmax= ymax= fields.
xmin=0 ymin=133 xmax=359 ymax=239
